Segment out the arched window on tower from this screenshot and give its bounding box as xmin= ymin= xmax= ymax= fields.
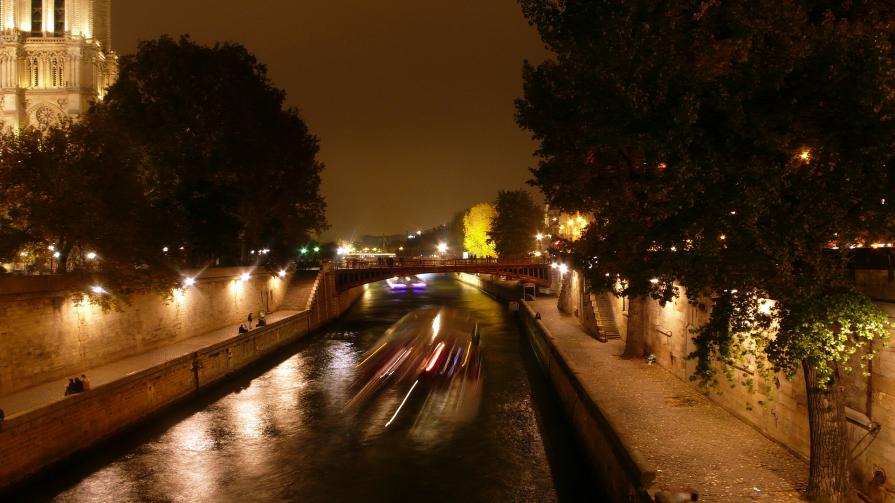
xmin=54 ymin=0 xmax=64 ymax=36
xmin=30 ymin=57 xmax=39 ymax=87
xmin=30 ymin=0 xmax=42 ymax=36
xmin=51 ymin=57 xmax=62 ymax=87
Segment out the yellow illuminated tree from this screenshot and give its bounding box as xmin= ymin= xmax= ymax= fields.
xmin=463 ymin=203 xmax=497 ymax=258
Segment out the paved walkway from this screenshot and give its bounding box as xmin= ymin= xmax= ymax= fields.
xmin=528 ymin=297 xmax=807 ymax=502
xmin=0 ymin=309 xmax=303 ymax=418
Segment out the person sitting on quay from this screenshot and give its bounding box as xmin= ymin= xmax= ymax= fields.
xmin=238 ymin=324 xmax=249 ymax=334
xmin=64 ymin=377 xmax=84 ymax=396
xmin=80 ymin=374 xmax=91 ymax=391
xmin=257 ymin=317 xmax=266 ymax=327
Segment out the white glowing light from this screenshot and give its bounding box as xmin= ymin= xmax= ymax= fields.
xmin=240 ymin=272 xmax=251 ymax=282
xmin=47 ymin=244 xmax=55 ymax=251
xmin=53 ymin=251 xmax=60 ymax=258
xmin=536 ymin=233 xmax=544 ymax=241
xmin=550 ymin=262 xmax=558 ymax=269
xmin=650 ymin=278 xmax=659 ymax=284
xmin=436 ymin=243 xmax=448 ymax=253
xmin=278 ymin=270 xmax=287 ymax=277
xmin=183 ymin=277 xmax=196 ymax=287
xmin=90 ymin=285 xmax=106 ymax=294
xmin=385 ymin=379 xmax=419 ymax=428
xmin=86 ymin=252 xmax=97 ymax=260
xmin=558 ymin=264 xmax=568 ymax=275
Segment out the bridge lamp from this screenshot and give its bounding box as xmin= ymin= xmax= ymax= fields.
xmin=437 ymin=243 xmax=448 ymax=253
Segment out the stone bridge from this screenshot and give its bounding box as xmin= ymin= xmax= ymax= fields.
xmin=333 ymin=257 xmax=553 ymax=292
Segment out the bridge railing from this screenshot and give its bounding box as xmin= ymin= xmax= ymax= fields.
xmin=333 ymin=256 xmax=549 ymax=270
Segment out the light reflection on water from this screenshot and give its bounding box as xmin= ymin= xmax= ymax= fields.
xmin=18 ymin=275 xmax=599 ymax=502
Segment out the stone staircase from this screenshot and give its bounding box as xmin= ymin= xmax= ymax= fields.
xmin=277 ymin=270 xmax=320 ymax=311
xmin=590 ymin=291 xmax=621 ymax=340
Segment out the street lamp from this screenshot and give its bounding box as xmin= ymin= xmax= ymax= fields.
xmin=437 ymin=243 xmax=448 ymax=255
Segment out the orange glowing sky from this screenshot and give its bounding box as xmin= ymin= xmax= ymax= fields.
xmin=113 ymin=1 xmax=548 ymax=240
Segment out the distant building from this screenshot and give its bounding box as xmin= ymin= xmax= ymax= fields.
xmin=0 ymin=0 xmax=116 ymax=129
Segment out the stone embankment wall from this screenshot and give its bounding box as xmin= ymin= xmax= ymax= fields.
xmin=0 ymin=265 xmax=364 ymax=490
xmin=563 ymin=267 xmax=895 ymax=500
xmin=0 ymin=267 xmax=290 ymax=395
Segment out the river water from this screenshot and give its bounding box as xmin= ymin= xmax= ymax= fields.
xmin=11 ymin=275 xmax=601 ymax=502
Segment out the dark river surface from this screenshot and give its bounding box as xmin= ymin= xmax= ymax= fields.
xmin=11 ymin=275 xmax=602 ymax=502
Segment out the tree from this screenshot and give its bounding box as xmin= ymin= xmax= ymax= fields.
xmin=0 ymin=118 xmax=178 ymax=297
xmin=517 ymin=1 xmax=895 ymax=500
xmin=490 ymin=190 xmax=541 ymax=257
xmin=463 ymin=203 xmax=498 ymax=258
xmin=96 ymin=35 xmax=326 ymax=267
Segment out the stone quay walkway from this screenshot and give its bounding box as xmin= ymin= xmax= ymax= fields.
xmin=527 ymin=297 xmax=807 ymax=502
xmin=0 ymin=309 xmax=303 ymax=418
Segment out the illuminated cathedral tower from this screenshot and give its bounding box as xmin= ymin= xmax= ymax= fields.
xmin=0 ymin=0 xmax=116 ymax=128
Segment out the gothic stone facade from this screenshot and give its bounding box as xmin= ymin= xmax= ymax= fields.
xmin=0 ymin=0 xmax=115 ymax=129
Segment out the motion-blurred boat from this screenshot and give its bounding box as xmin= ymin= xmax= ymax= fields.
xmin=385 ymin=275 xmax=427 ymax=289
xmin=347 ymin=308 xmax=483 ymax=435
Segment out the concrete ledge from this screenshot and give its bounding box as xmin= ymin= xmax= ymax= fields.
xmin=520 ymin=301 xmax=655 ymax=502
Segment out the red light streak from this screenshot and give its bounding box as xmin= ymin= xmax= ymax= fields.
xmin=425 ymin=342 xmax=446 ymax=372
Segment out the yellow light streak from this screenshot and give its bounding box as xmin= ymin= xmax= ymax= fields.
xmin=355 ymin=342 xmax=387 ymax=368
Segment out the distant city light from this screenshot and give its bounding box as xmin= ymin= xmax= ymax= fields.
xmin=536 ymin=233 xmax=544 ymax=241
xmin=408 ymin=235 xmax=415 ymax=239
xmin=313 ymin=246 xmax=320 ymax=252
xmin=558 ymin=264 xmax=569 ymax=275
xmin=162 ymin=246 xmax=169 ymax=252
xmin=19 ymin=251 xmax=27 ymax=257
xmin=799 ymin=149 xmax=811 ymax=162
xmin=86 ymin=252 xmax=97 ymax=260
xmin=550 ymin=262 xmax=558 ymax=269
xmin=53 ymin=252 xmax=60 ymax=258
xmin=436 ymin=243 xmax=448 ymax=253
xmin=300 ymin=248 xmax=308 ymax=254
xmin=650 ymin=278 xmax=659 ymax=284
xmin=416 ymin=230 xmax=422 ymax=235
xmin=47 ymin=244 xmax=55 ymax=251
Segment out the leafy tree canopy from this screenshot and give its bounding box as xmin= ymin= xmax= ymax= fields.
xmin=463 ymin=203 xmax=498 ymax=258
xmin=490 ymin=190 xmax=542 ymax=257
xmin=517 ymin=1 xmax=895 ymax=498
xmin=96 ymin=35 xmax=327 ymax=266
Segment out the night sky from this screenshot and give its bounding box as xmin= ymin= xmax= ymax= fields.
xmin=112 ymin=1 xmax=548 ymax=240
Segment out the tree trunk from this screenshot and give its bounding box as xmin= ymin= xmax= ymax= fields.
xmin=622 ymin=295 xmax=648 ymax=358
xmin=803 ymin=360 xmax=850 ymax=502
xmin=56 ymin=242 xmax=73 ymax=273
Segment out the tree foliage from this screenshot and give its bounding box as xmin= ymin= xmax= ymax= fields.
xmin=517 ymin=0 xmax=895 ymax=498
xmin=490 ymin=190 xmax=542 ymax=257
xmin=0 ymin=117 xmax=179 ymax=298
xmin=463 ymin=203 xmax=497 ymax=258
xmin=97 ymin=35 xmax=327 ymax=266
